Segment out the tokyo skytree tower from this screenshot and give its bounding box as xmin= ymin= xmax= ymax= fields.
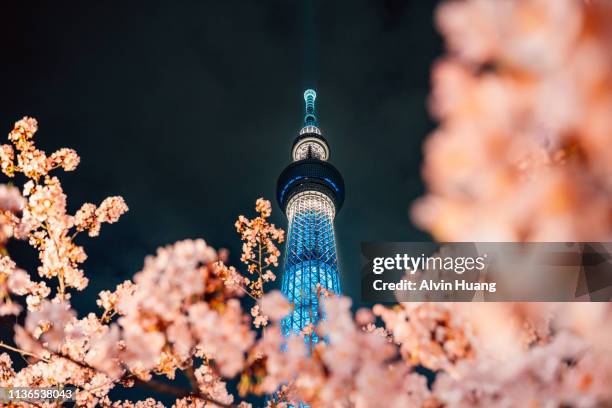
xmin=276 ymin=90 xmax=345 ymax=344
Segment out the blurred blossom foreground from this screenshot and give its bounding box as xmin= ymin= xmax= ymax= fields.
xmin=413 ymin=0 xmax=612 ymax=241
xmin=0 ymin=0 xmax=612 ymax=407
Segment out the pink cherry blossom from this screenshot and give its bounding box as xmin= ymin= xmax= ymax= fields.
xmin=25 ymin=300 xmax=76 ymax=351
xmin=258 ymin=290 xmax=290 ymax=322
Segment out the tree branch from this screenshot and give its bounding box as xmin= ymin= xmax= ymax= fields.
xmin=184 ymin=362 xmax=199 ymax=393
xmin=1 ymin=326 xmax=238 ymax=408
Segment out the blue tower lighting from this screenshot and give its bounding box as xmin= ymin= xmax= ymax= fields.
xmin=276 ymin=90 xmax=345 ymax=346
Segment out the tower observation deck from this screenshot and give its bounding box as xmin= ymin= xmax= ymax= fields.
xmin=276 ymin=90 xmax=345 ymax=345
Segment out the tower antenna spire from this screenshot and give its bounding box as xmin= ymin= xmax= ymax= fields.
xmin=303 ymin=89 xmax=317 ymax=126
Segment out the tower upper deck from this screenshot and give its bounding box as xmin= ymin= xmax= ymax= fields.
xmin=277 ymin=90 xmax=344 ymax=214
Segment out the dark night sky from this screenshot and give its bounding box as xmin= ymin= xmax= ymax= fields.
xmin=0 ymin=1 xmax=441 ymax=312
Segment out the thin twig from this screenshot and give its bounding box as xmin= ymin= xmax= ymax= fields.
xmin=0 ymin=341 xmax=50 ymax=362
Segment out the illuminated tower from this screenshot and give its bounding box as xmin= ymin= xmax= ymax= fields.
xmin=277 ymin=90 xmax=344 ymax=344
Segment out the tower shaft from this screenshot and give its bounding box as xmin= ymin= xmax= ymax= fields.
xmin=280 ymin=191 xmax=341 ymax=341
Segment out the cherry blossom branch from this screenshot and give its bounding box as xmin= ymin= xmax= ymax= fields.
xmin=233 ymin=280 xmax=260 ymax=301
xmin=131 ymin=377 xmax=193 ymax=399
xmin=257 ymin=233 xmax=263 ymax=290
xmin=132 ymin=377 xmax=237 ymax=408
xmin=184 ymin=362 xmax=199 ymax=393
xmin=0 ymin=340 xmax=50 ymax=362
xmin=43 ymin=220 xmax=65 ymax=299
xmin=0 ymin=324 xmax=238 ymax=408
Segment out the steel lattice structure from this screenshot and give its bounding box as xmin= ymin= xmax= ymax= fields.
xmin=281 ymin=191 xmax=341 ymax=342
xmin=277 ymin=90 xmax=345 ymax=346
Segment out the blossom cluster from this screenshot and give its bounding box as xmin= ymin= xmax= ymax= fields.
xmin=217 ymin=198 xmax=285 ymax=328
xmin=0 ymin=117 xmax=127 ymax=314
xmin=0 ymin=118 xmax=252 ymax=407
xmin=236 ymin=198 xmax=284 ymax=296
xmin=412 ymin=0 xmax=612 ymax=241
xmin=0 ymin=254 xmax=49 ymax=316
xmin=0 ymin=117 xmax=128 ymax=305
xmin=252 ymin=296 xmax=435 ymax=408
xmin=407 ymin=1 xmax=612 ymax=406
